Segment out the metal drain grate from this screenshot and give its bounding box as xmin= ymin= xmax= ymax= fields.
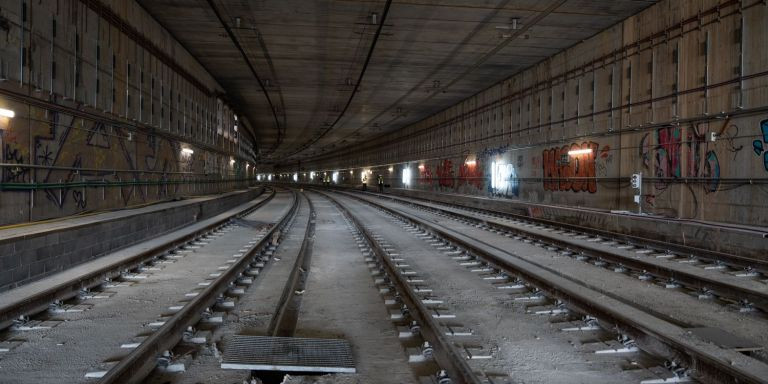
xmin=221 ymin=335 xmax=356 ymax=373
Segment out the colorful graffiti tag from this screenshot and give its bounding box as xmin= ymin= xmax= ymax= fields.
xmin=542 ymin=141 xmax=598 ymax=193
xmin=752 ymin=119 xmax=768 ymax=172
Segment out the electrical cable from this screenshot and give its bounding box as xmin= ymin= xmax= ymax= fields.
xmin=279 ymin=0 xmax=393 ymax=160
xmin=206 ymin=0 xmax=283 ymax=156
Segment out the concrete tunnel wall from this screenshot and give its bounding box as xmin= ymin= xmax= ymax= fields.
xmin=283 ymin=0 xmax=768 ymax=228
xmin=0 ymin=0 xmax=258 ymax=226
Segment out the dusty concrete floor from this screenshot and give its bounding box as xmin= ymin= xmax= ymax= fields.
xmin=0 ymin=193 xmax=292 ymax=384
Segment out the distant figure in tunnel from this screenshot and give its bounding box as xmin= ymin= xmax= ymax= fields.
xmin=377 ymin=174 xmax=384 ymax=193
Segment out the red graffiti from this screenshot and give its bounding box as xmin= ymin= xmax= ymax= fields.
xmin=436 ymin=159 xmax=454 ymax=188
xmin=656 ymin=126 xmax=682 ymax=179
xmin=458 ymin=161 xmax=483 ymax=189
xmin=542 ymin=142 xmax=598 ymax=193
xmin=418 ymin=166 xmax=433 ymax=185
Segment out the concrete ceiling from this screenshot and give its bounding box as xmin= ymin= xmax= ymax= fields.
xmin=138 ymin=0 xmax=658 ymax=165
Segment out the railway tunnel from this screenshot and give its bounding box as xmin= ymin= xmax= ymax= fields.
xmin=0 ymin=0 xmax=767 ymax=383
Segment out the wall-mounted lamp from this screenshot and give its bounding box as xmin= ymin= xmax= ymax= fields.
xmin=418 ymin=164 xmax=425 ymax=170
xmin=465 ymin=159 xmax=476 ymax=166
xmin=388 ymin=166 xmax=394 ymax=173
xmin=567 ymin=148 xmax=593 ymax=156
xmin=0 ymin=108 xmax=16 ymax=118
xmin=181 ymin=148 xmax=194 ymax=155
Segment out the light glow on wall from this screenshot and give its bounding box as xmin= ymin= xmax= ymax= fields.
xmin=418 ymin=164 xmax=425 ymax=170
xmin=491 ymin=162 xmax=517 ymax=195
xmin=567 ymin=148 xmax=593 ymax=156
xmin=388 ymin=166 xmax=394 ymax=173
xmin=268 ymin=174 xmax=273 ymax=181
xmin=491 ymin=161 xmax=506 ymax=190
xmin=293 ymin=173 xmax=298 ymax=182
xmin=402 ymin=168 xmax=412 ymax=186
xmin=310 ymin=171 xmax=315 ymax=180
xmin=332 ymin=171 xmax=339 ymax=184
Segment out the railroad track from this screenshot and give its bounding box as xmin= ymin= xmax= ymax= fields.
xmin=316 ymin=190 xmax=482 ymax=384
xmin=0 ymin=188 xmax=276 ymax=331
xmin=0 ymin=188 xmax=299 ymax=384
xmin=324 ymin=189 xmax=768 ymax=384
xmin=355 ymin=191 xmax=768 ymax=314
xmin=99 ymin=189 xmax=299 ymax=383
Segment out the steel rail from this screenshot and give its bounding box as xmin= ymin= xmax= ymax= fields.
xmin=267 ymin=192 xmax=316 ymax=337
xmin=315 ymin=189 xmax=483 ymax=384
xmin=359 ymin=191 xmax=768 ymax=312
xmin=0 ymin=188 xmax=275 ymax=331
xmin=333 ymin=190 xmax=768 ymax=384
xmin=99 ymin=189 xmax=299 ymax=384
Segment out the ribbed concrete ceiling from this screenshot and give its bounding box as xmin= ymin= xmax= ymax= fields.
xmin=138 ymin=0 xmax=658 ymax=165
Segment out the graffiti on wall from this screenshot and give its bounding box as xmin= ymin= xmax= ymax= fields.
xmin=0 ymin=101 xmax=222 ymax=216
xmin=2 ymin=136 xmax=29 ymax=183
xmin=752 ymin=119 xmax=768 ymax=172
xmin=639 ymin=126 xmax=682 ymax=191
xmin=436 ymin=159 xmax=454 ymax=188
xmin=542 ymin=141 xmax=598 ymax=193
xmin=458 ymin=159 xmax=483 ymax=190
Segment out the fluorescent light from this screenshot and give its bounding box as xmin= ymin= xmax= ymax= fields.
xmin=0 ymin=108 xmax=15 ymax=118
xmin=568 ymin=148 xmax=593 ymax=156
xmin=293 ymin=173 xmax=298 ymax=182
xmin=181 ymin=148 xmax=194 ymax=155
xmin=332 ymin=171 xmax=339 ymax=183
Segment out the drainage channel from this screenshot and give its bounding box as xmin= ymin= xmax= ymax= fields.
xmin=316 ymin=189 xmax=483 ymax=384
xmin=332 ymin=190 xmax=768 ymax=384
xmin=355 ymin=191 xmax=768 ymax=315
xmin=96 ymin=190 xmax=301 ymax=384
